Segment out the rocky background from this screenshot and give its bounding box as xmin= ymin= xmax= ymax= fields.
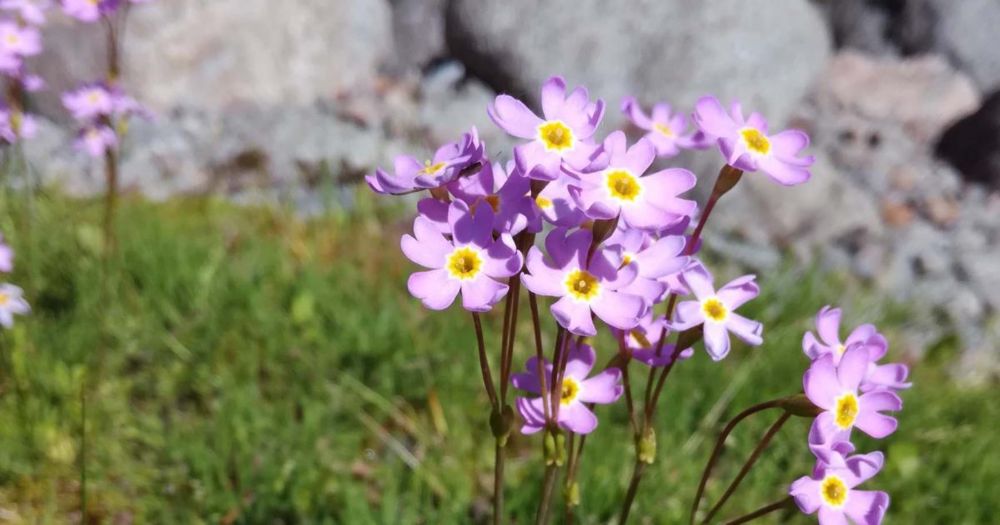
xmin=17 ymin=0 xmax=1000 ymax=382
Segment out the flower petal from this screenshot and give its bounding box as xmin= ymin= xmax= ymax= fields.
xmin=407 ymin=269 xmax=460 ymax=310
xmin=578 ymin=368 xmax=623 ymax=404
xmin=488 ymin=94 xmax=542 ymax=139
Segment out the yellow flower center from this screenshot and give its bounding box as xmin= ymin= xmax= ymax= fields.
xmin=420 ymin=160 xmax=447 ymax=176
xmin=534 ymin=196 xmax=553 ymax=210
xmin=740 ymin=128 xmax=771 ymax=155
xmin=606 ymin=170 xmax=642 ymax=202
xmin=483 ymin=194 xmax=501 ymax=213
xmin=836 ymin=344 xmax=846 ymax=356
xmin=446 ymin=247 xmax=482 ymax=280
xmin=5 ymin=34 xmax=18 ymax=45
xmin=0 ymin=293 xmax=8 ymax=306
xmin=629 ymin=329 xmax=652 ymax=349
xmin=560 ymin=377 xmax=580 ymax=405
xmin=834 ymin=392 xmax=859 ymax=429
xmin=653 ymin=123 xmax=675 ymax=137
xmin=538 ymin=120 xmax=575 ymax=152
xmin=620 ymin=253 xmax=633 ymax=268
xmin=565 ymin=269 xmax=600 ymax=302
xmin=701 ymin=297 xmax=728 ymax=322
xmin=820 ymin=475 xmax=848 ymax=508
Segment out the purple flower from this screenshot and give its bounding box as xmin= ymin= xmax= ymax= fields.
xmin=522 ymin=228 xmax=645 ymax=336
xmin=804 ymin=346 xmax=902 ymax=441
xmin=62 ymin=84 xmax=115 ymax=121
xmin=569 ymin=131 xmax=697 ymax=231
xmin=621 ymin=97 xmax=707 ymax=157
xmin=366 ymin=128 xmax=484 ymax=195
xmin=74 ymin=124 xmax=116 ymax=157
xmin=401 ymin=200 xmax=522 ymax=312
xmin=0 ymin=107 xmax=36 ymax=143
xmin=671 ymin=263 xmax=762 ymax=360
xmin=0 ymin=235 xmax=13 ymax=272
xmin=0 ymin=20 xmax=40 ymax=57
xmin=616 ymin=312 xmax=694 ymax=367
xmin=693 ymin=96 xmax=814 ymax=186
xmin=61 ymin=0 xmax=119 ymax=22
xmin=790 ymin=446 xmax=889 ymax=525
xmin=0 ymin=283 xmax=29 ymax=328
xmin=444 ymin=161 xmax=540 ymax=235
xmin=488 ymin=76 xmax=604 ymax=181
xmin=534 ymin=175 xmax=586 ymax=228
xmin=512 ymin=341 xmax=623 ymax=435
xmin=605 ymin=228 xmax=688 ymax=305
xmin=0 ymin=0 xmax=52 ymax=25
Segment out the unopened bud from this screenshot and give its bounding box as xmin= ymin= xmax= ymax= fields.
xmin=711 ymin=165 xmax=744 ymax=198
xmin=490 ymin=405 xmax=515 ymax=446
xmin=564 ymin=480 xmax=580 ymax=507
xmin=780 ymin=394 xmax=822 ymax=418
xmin=638 ymin=428 xmax=657 ymax=464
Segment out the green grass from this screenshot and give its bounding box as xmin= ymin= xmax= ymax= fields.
xmin=0 ymin=188 xmax=995 ymax=524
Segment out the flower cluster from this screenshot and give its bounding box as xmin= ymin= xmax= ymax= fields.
xmin=370 ymin=75 xmax=816 ymax=439
xmin=790 ymin=306 xmax=911 ymax=524
xmin=0 ymin=0 xmax=50 ymax=144
xmin=61 ymin=82 xmax=147 ymax=157
xmin=0 ymin=234 xmax=29 ymax=328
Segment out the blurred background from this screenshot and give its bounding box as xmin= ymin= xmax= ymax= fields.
xmin=0 ymin=0 xmax=997 ymax=523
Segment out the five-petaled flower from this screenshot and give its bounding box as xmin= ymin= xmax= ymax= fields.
xmin=671 ymin=263 xmax=763 ymax=360
xmin=621 ymin=97 xmax=708 ymax=157
xmin=366 ymin=127 xmax=484 ymax=195
xmin=0 ymin=282 xmax=29 ymax=328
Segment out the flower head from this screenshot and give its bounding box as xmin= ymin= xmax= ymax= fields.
xmin=0 ymin=0 xmax=53 ymax=26
xmin=489 ymin=76 xmax=604 ymax=181
xmin=512 ymin=341 xmax=622 ymax=435
xmin=671 ymin=263 xmax=762 ymax=360
xmin=0 ymin=282 xmax=29 ymax=328
xmin=366 ymin=128 xmax=484 ymax=195
xmin=62 ymin=83 xmax=115 ymax=121
xmin=693 ymin=96 xmax=814 ymax=186
xmin=444 ymin=161 xmax=540 ymax=236
xmin=621 ymin=97 xmax=708 ymax=156
xmin=804 ymin=346 xmax=902 ymax=441
xmin=616 ymin=312 xmax=694 ymax=367
xmin=401 ymin=200 xmax=522 ymax=312
xmin=61 ymin=0 xmax=119 ymax=22
xmin=74 ymin=124 xmax=116 ymax=157
xmin=570 ymin=131 xmax=697 ymax=231
xmin=790 ymin=445 xmax=889 ymax=525
xmin=605 ymin=228 xmax=688 ymax=304
xmin=0 ymin=106 xmax=36 ymax=143
xmin=0 ymin=20 xmax=40 ymax=57
xmin=522 ymin=228 xmax=646 ymax=336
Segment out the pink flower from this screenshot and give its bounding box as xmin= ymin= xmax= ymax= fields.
xmin=522 ymin=228 xmax=646 ymax=336
xmin=0 ymin=0 xmax=52 ymax=25
xmin=0 ymin=20 xmax=41 ymax=57
xmin=0 ymin=283 xmax=29 ymax=328
xmin=693 ymin=96 xmax=814 ymax=186
xmin=803 ymin=346 xmax=902 ymax=441
xmin=61 ymin=0 xmax=119 ymax=22
xmin=401 ymin=200 xmax=522 ymax=312
xmin=488 ymin=76 xmax=604 ymax=181
xmin=621 ymin=97 xmax=708 ymax=157
xmin=366 ymin=128 xmax=484 ymax=195
xmin=61 ymin=84 xmax=116 ymax=121
xmin=569 ymin=131 xmax=697 ymax=231
xmin=512 ymin=341 xmax=622 ymax=435
xmin=605 ymin=228 xmax=688 ymax=305
xmin=790 ymin=445 xmax=889 ymax=525
xmin=671 ymin=263 xmax=763 ymax=360
xmin=74 ymin=125 xmax=117 ymax=157
xmin=616 ymin=312 xmax=694 ymax=367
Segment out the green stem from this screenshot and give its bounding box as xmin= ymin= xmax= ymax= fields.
xmin=471 ymin=312 xmax=498 ymax=409
xmin=535 ymin=464 xmax=559 ymax=525
xmin=618 ymin=460 xmax=647 ymax=524
xmin=689 ymin=399 xmax=784 ymax=525
xmin=701 ymin=412 xmax=792 ymax=524
xmin=494 ymin=440 xmax=505 ymax=525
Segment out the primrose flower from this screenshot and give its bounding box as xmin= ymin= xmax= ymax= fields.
xmin=0 ymin=235 xmax=12 ymax=272
xmin=0 ymin=107 xmax=37 ymax=143
xmin=790 ymin=446 xmax=889 ymax=525
xmin=512 ymin=341 xmax=623 ymax=435
xmin=61 ymin=0 xmax=119 ymax=22
xmin=671 ymin=264 xmax=763 ymax=360
xmin=74 ymin=124 xmax=116 ymax=157
xmin=522 ymin=228 xmax=645 ymax=336
xmin=0 ymin=20 xmax=40 ymax=57
xmin=488 ymin=76 xmax=604 ymax=181
xmin=0 ymin=0 xmax=52 ymax=26
xmin=804 ymin=346 xmax=902 ymax=441
xmin=0 ymin=283 xmax=29 ymax=328
xmin=62 ymin=83 xmax=114 ymax=121
xmin=444 ymin=161 xmax=540 ymax=235
xmin=401 ymin=200 xmax=522 ymax=312
xmin=606 ymin=228 xmax=687 ymax=304
xmin=569 ymin=131 xmax=697 ymax=231
xmin=617 ymin=312 xmax=694 ymax=367
xmin=533 ymin=175 xmax=586 ymax=228
xmin=366 ymin=128 xmax=484 ymax=195
xmin=621 ymin=97 xmax=707 ymax=156
xmin=693 ymin=96 xmax=813 ymax=186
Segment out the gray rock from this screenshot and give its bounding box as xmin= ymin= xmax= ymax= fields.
xmin=386 ymin=0 xmax=447 ymax=75
xmin=34 ymin=0 xmax=394 ymax=117
xmin=826 ymin=0 xmax=936 ymax=56
xmin=931 ymin=0 xmax=1000 ymax=92
xmin=446 ymin=0 xmax=830 ymax=127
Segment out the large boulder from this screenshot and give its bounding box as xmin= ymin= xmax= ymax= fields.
xmin=930 ymin=0 xmax=1000 ymax=92
xmin=31 ymin=0 xmax=394 ymax=117
xmin=446 ymin=0 xmax=831 ymax=126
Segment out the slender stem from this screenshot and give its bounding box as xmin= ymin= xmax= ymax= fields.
xmin=79 ymin=377 xmax=87 ymax=517
xmin=471 ymin=312 xmax=498 ymax=409
xmin=616 ymin=334 xmax=639 ymax=435
xmin=500 ymin=277 xmax=522 ymax=402
xmin=535 ymin=464 xmax=559 ymax=525
xmin=549 ymin=331 xmax=571 ymax=423
xmin=527 ymin=293 xmax=551 ymax=423
xmin=548 ymin=327 xmax=567 ymax=422
xmin=494 ymin=441 xmax=505 ymax=525
xmin=689 ymin=400 xmax=784 ymax=525
xmin=722 ymin=496 xmax=794 ymax=525
xmin=102 ymin=148 xmax=119 ymax=258
xmin=701 ymin=412 xmax=792 ymax=524
xmin=618 ymin=460 xmax=647 ymax=524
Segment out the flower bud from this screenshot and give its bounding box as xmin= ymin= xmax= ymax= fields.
xmin=638 ymin=427 xmax=657 ymax=464
xmin=780 ymin=393 xmax=823 ymax=418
